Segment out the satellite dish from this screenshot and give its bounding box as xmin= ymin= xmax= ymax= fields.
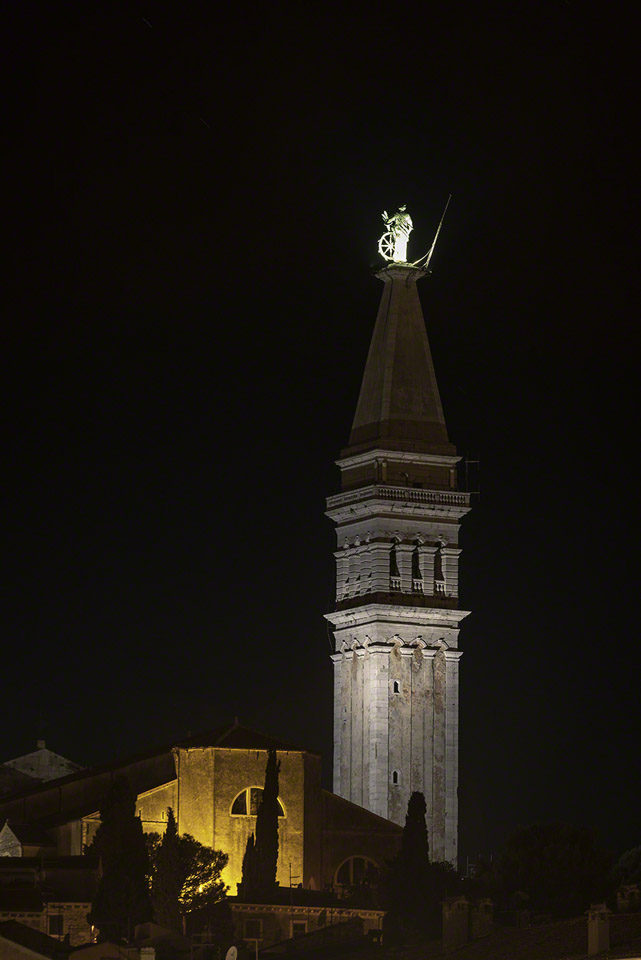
xmin=225 ymin=947 xmax=238 ymax=960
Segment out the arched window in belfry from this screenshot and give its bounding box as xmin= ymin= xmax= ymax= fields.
xmin=412 ymin=545 xmax=423 ymax=593
xmin=434 ymin=543 xmax=445 ymax=594
xmin=389 ymin=542 xmax=401 ymax=592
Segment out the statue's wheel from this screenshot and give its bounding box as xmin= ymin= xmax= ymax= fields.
xmin=378 ymin=232 xmax=395 ymax=261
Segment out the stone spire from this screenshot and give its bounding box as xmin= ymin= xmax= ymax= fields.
xmin=346 ymin=264 xmax=456 ymax=458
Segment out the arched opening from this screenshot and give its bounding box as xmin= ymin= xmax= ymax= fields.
xmin=412 ymin=545 xmax=423 ymax=592
xmin=335 ymin=856 xmax=379 ymax=897
xmin=230 ymin=787 xmax=285 ymax=817
xmin=392 ymin=769 xmax=400 ymax=785
xmin=390 ymin=543 xmax=401 ymax=591
xmin=434 ymin=544 xmax=445 ymax=594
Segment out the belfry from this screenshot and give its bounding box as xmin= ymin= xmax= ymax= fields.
xmin=325 ymin=207 xmax=471 ymax=863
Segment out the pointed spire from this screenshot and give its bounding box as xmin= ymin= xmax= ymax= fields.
xmin=345 ymin=265 xmax=456 ymax=457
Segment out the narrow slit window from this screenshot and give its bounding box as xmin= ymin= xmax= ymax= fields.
xmin=392 ymin=680 xmax=400 ymax=694
xmin=392 ymin=769 xmax=400 ymax=785
xmin=390 ymin=543 xmax=401 ymax=591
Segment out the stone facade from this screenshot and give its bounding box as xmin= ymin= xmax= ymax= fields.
xmin=326 ymin=264 xmax=471 ymax=864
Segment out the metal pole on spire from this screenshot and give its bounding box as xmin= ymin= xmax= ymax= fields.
xmin=411 ymin=194 xmax=452 ymax=270
xmin=424 ymin=193 xmax=452 ymax=271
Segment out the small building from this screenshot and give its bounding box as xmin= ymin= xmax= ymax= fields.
xmin=229 ymin=895 xmax=384 ymax=950
xmin=0 ymin=857 xmax=96 ymax=945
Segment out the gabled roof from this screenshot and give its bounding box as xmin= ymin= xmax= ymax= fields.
xmin=0 ymin=921 xmax=68 ymax=959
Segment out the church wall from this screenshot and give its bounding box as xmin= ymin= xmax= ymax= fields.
xmin=302 ymin=753 xmax=322 ymax=890
xmin=135 ymin=781 xmax=177 ymax=834
xmin=320 ymin=791 xmax=401 ymax=888
xmin=174 ymin=748 xmax=215 ymax=849
xmin=170 ymin=748 xmax=305 ymax=895
xmin=53 ymin=820 xmax=84 ymax=856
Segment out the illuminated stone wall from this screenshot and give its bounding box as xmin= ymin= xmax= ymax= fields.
xmin=330 ymin=628 xmax=460 ymax=862
xmin=131 ymin=748 xmax=309 ymax=894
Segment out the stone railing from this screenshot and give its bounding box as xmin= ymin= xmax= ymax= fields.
xmin=328 ymin=484 xmax=470 ymax=509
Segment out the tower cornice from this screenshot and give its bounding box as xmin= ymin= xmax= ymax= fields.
xmin=336 ymin=449 xmax=461 ymax=470
xmin=325 ymin=603 xmax=470 ymax=630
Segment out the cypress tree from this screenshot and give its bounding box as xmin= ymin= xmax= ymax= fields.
xmin=150 ymin=808 xmax=183 ymax=933
xmin=88 ymin=776 xmax=153 ymax=941
xmin=382 ymin=791 xmax=454 ymax=942
xmin=240 ymin=749 xmax=281 ymax=901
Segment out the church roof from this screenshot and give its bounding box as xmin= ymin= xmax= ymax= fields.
xmin=346 ymin=264 xmax=456 ymax=458
xmin=177 ymin=723 xmax=314 ymax=753
xmin=0 ymin=723 xmax=318 ymax=819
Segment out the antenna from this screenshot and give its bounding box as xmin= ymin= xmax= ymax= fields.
xmin=411 ymin=194 xmax=452 ymax=270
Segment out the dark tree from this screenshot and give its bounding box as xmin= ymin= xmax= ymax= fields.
xmin=381 ymin=791 xmax=456 ymax=942
xmin=240 ymin=833 xmax=258 ymax=900
xmin=497 ymin=823 xmax=613 ymax=918
xmin=612 ymin=845 xmax=641 ymax=885
xmin=240 ymin=749 xmax=281 ymax=901
xmin=87 ymin=776 xmax=153 ymax=941
xmin=148 ymin=808 xmax=182 ymax=932
xmin=147 ymin=808 xmax=228 ymax=933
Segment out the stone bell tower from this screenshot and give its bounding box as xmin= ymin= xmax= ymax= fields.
xmin=325 ymin=213 xmax=471 ymax=863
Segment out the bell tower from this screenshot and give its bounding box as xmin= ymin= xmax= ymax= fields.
xmin=325 ymin=212 xmax=470 ymax=863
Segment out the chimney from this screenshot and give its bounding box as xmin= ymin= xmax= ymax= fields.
xmin=588 ymin=904 xmax=610 ymax=956
xmin=37 ymin=740 xmax=46 ymax=750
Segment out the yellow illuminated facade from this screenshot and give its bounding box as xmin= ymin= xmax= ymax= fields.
xmin=86 ymin=746 xmax=313 ymax=893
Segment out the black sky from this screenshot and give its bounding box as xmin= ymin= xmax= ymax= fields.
xmin=2 ymin=1 xmax=638 ymax=864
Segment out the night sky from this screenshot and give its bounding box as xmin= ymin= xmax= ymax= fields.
xmin=3 ymin=3 xmax=638 ymax=865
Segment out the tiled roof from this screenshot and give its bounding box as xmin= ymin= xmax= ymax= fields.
xmin=0 ymin=920 xmax=68 ymax=958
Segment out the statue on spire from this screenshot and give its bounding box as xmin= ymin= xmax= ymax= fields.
xmin=378 ymin=205 xmax=413 ymax=262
